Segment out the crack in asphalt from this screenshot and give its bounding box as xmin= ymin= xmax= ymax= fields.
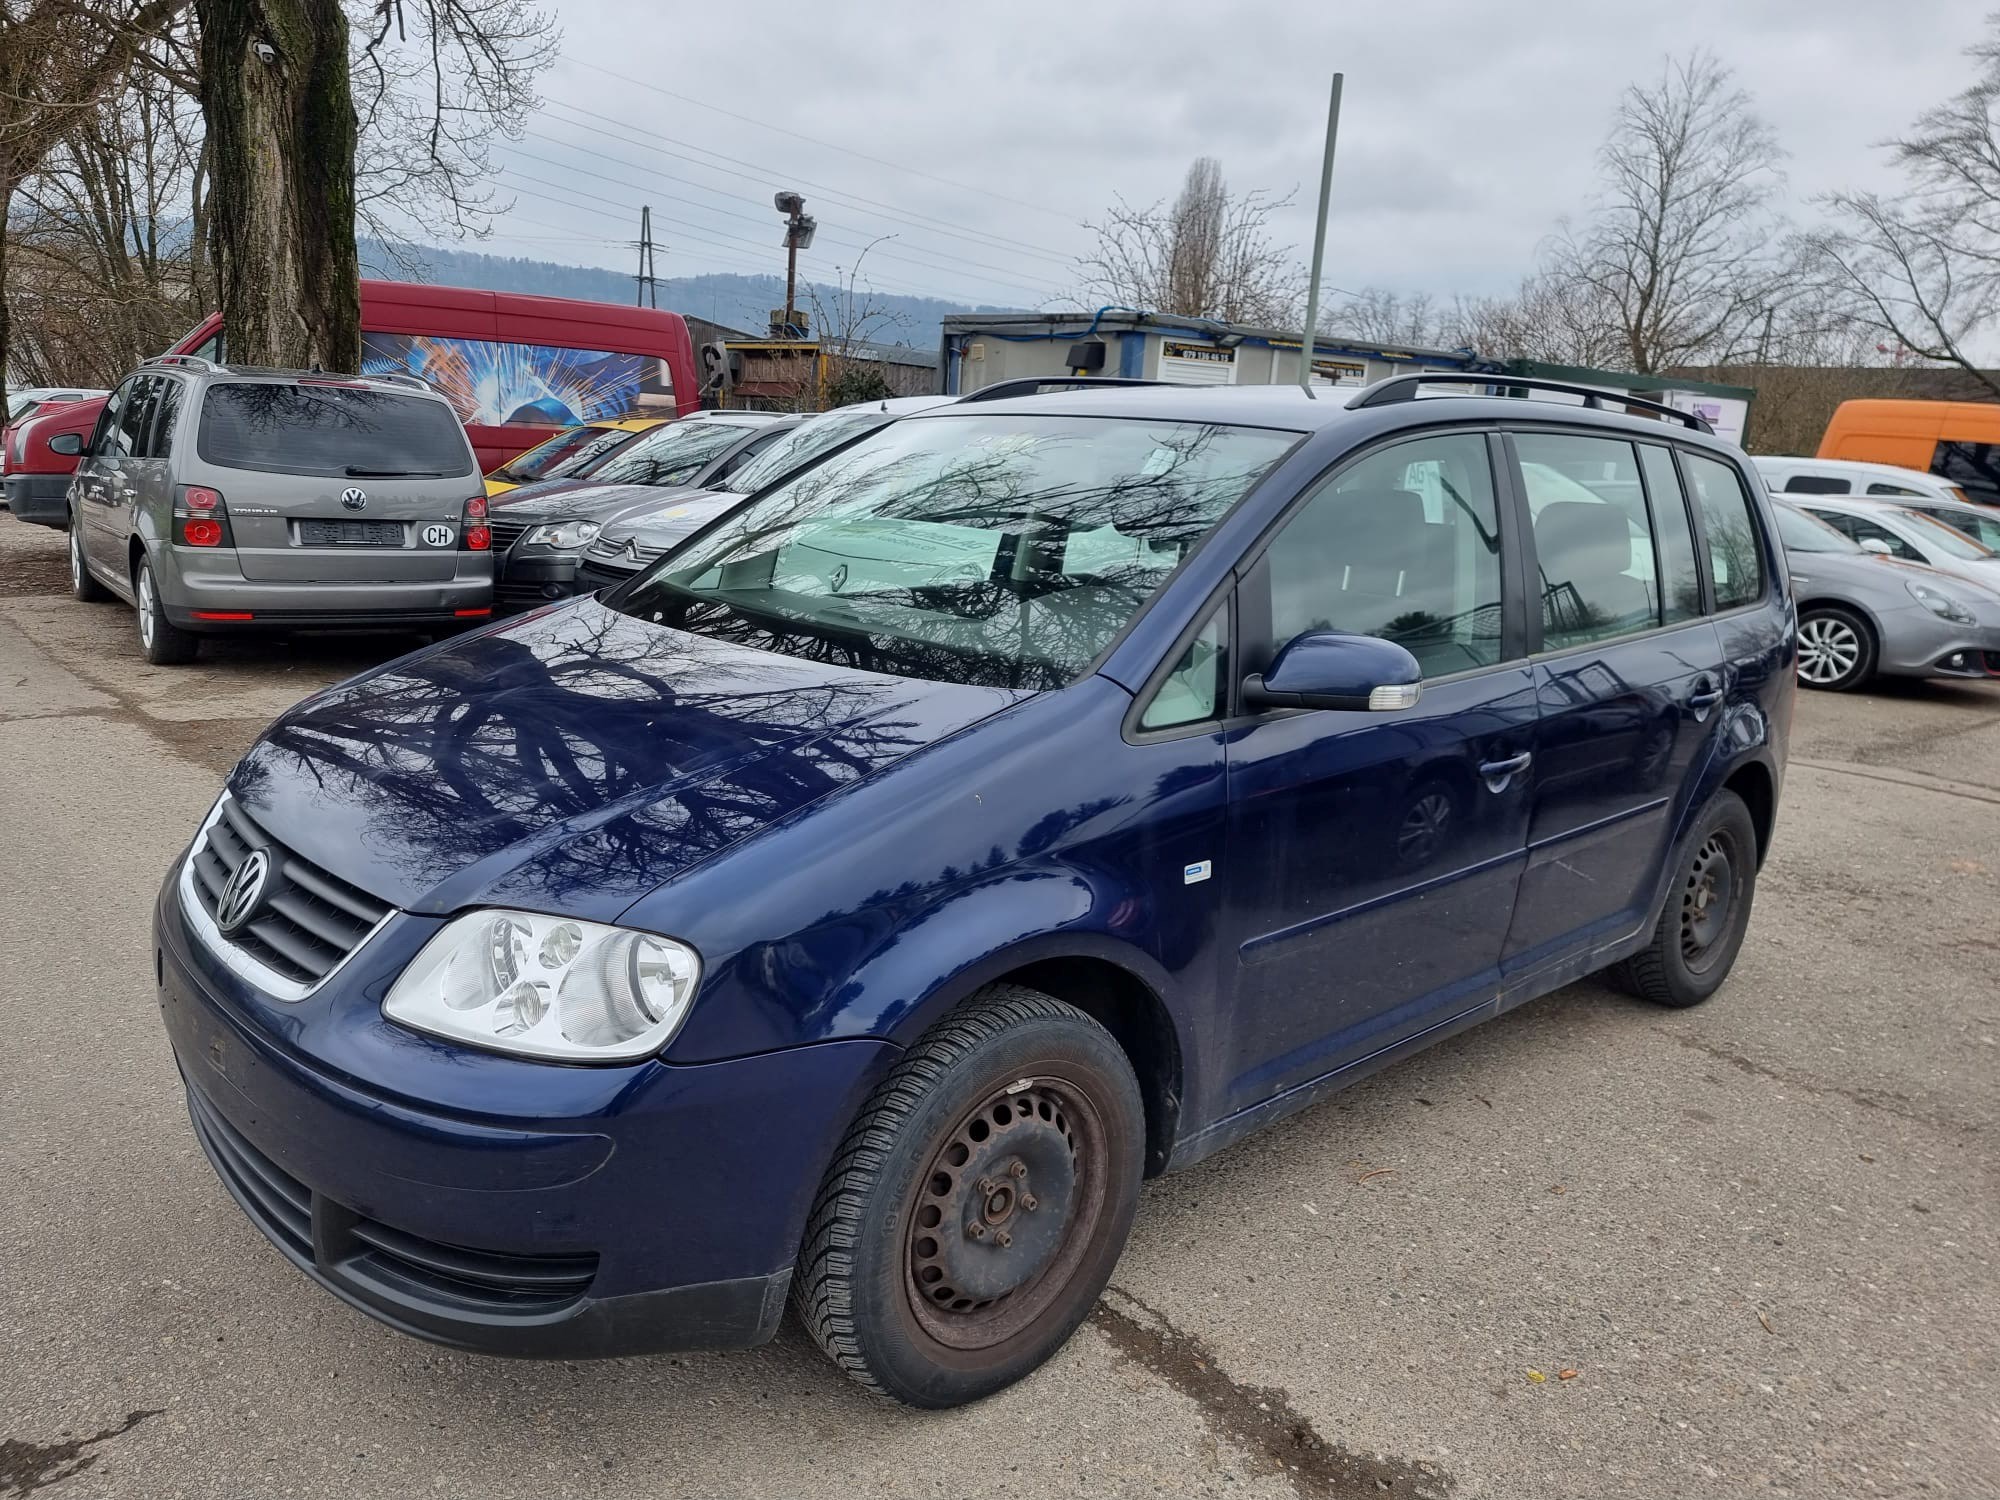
xmin=0 ymin=1410 xmax=164 ymax=1497
xmin=1092 ymin=1287 xmax=1452 ymax=1499
xmin=1654 ymin=1028 xmax=1985 ymax=1138
xmin=1790 ymin=756 xmax=2000 ymax=809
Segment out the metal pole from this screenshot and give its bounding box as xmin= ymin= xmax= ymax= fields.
xmin=1299 ymin=72 xmax=1344 ymax=399
xmin=785 ymin=235 xmax=799 ymax=337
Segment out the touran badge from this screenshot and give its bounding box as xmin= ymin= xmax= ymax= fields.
xmin=340 ymin=487 xmax=368 ymax=510
xmin=215 ymin=849 xmax=272 ymax=933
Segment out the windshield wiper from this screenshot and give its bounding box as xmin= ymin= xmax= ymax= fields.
xmin=345 ymin=465 xmax=446 ymax=477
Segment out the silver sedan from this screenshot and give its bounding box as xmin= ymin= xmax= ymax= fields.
xmin=1774 ymin=502 xmax=2000 ymax=690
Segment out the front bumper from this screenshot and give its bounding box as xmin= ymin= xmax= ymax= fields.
xmin=154 ymin=873 xmax=894 ymax=1358
xmin=3 ymin=471 xmax=73 ymax=527
xmin=495 ymin=547 xmax=586 ymax=614
xmin=1874 ymin=604 xmax=2000 ymax=679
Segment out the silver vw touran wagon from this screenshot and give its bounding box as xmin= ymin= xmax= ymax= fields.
xmin=64 ymin=356 xmax=494 ymax=663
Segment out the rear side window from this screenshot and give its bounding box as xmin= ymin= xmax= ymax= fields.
xmin=1865 ymin=481 xmax=1924 ymax=497
xmin=1803 ymin=509 xmax=1923 ymax=562
xmin=1264 ymin=432 xmax=1505 ymax=677
xmin=1683 ymin=454 xmax=1767 ymax=609
xmin=1931 ymin=440 xmax=2000 ymax=498
xmin=1781 ymin=474 xmax=1851 ymax=494
xmin=1638 ymin=445 xmax=1703 ymax=623
xmin=197 ymin=384 xmax=476 ymax=478
xmin=1516 ymin=433 xmax=1660 ymax=648
xmin=153 ymin=380 xmax=183 ymax=459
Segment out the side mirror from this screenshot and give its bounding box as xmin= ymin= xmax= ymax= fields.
xmin=1858 ymin=537 xmax=1893 ymax=555
xmin=47 ymin=431 xmax=84 ymax=456
xmin=1243 ymin=631 xmax=1423 ymax=712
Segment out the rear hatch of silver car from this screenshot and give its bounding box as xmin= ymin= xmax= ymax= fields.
xmin=194 ymin=380 xmax=479 ymax=583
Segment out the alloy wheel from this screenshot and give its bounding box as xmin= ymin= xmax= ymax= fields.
xmin=137 ymin=567 xmax=155 ymax=650
xmin=1797 ymin=616 xmax=1860 ymax=685
xmin=70 ymin=527 xmax=84 ymax=592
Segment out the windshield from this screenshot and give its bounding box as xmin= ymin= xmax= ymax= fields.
xmin=1923 ymin=506 xmax=2000 ymax=551
xmin=727 ymin=410 xmax=887 ymax=495
xmin=197 ymin=383 xmax=475 ymax=478
xmin=588 ymin=419 xmax=756 ymax=488
xmin=610 ymin=413 xmax=1299 ymax=690
xmin=547 ymin=424 xmax=646 ymax=478
xmin=1774 ymin=503 xmax=1861 ymax=553
xmin=495 ymin=425 xmax=604 ymax=482
xmin=1895 ymin=506 xmax=1996 ymax=559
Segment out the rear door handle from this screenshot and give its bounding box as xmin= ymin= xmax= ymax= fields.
xmin=1478 ymin=751 xmax=1532 ymax=792
xmin=1689 ymin=678 xmax=1723 ymax=719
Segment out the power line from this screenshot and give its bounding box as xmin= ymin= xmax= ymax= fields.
xmin=496 ymin=172 xmax=1012 ymax=308
xmin=500 ymin=142 xmax=1058 ymax=303
xmin=562 ymin=55 xmax=1084 ymax=226
xmin=537 ymin=93 xmax=1081 ymax=268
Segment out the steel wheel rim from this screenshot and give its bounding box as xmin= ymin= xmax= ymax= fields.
xmin=1798 ymin=617 xmax=1860 ymax=684
xmin=903 ymin=1075 xmax=1110 ymax=1352
xmin=1679 ymin=831 xmax=1739 ymax=974
xmin=137 ymin=567 xmax=155 ymax=649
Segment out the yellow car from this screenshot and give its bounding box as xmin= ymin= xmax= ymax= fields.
xmin=484 ymin=417 xmax=670 ymax=496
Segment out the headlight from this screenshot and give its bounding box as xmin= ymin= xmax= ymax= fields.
xmin=523 ymin=520 xmax=601 ymax=550
xmin=1905 ymin=579 xmax=1977 ymax=625
xmin=384 ymin=910 xmax=700 ymax=1061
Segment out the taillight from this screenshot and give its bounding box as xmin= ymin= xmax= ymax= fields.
xmin=174 ymin=484 xmax=232 ymax=547
xmin=462 ymin=495 xmax=490 ymax=550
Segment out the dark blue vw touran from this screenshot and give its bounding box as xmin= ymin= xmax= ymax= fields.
xmin=157 ymin=376 xmax=1793 ymax=1407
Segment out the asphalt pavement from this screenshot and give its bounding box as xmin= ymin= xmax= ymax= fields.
xmin=1 ymin=513 xmax=1995 ymax=1500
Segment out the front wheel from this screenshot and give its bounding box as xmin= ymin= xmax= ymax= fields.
xmin=1619 ymin=789 xmax=1759 ymax=1008
xmin=1796 ymin=605 xmax=1875 ymax=691
xmin=794 ymin=986 xmax=1145 ymax=1408
xmin=134 ymin=555 xmax=198 ymax=665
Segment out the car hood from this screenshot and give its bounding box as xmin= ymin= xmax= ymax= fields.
xmin=226 ymin=598 xmax=1027 ymax=919
xmin=491 ymin=481 xmax=686 ymax=526
xmin=599 ymin=488 xmax=746 ymax=546
xmin=1788 ymin=548 xmax=2000 ymax=608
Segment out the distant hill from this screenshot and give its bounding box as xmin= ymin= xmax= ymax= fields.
xmin=359 ymin=238 xmax=1021 ymax=352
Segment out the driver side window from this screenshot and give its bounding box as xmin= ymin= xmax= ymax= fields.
xmin=1260 ymin=433 xmax=1505 ymax=679
xmin=89 ymin=380 xmax=132 ymax=458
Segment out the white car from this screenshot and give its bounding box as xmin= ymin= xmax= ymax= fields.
xmin=1781 ymin=492 xmax=2000 ymax=598
xmin=1752 ymin=455 xmax=1976 ymax=506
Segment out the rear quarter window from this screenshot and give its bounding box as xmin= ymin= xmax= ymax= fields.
xmin=196 ymin=383 xmax=476 ymax=478
xmin=1682 ymin=453 xmax=1769 ymax=609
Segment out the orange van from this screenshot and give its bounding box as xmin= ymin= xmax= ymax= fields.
xmin=1817 ymin=398 xmax=2000 ymax=501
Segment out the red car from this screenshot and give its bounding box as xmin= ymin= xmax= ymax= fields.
xmin=5 ymin=281 xmax=705 ymax=527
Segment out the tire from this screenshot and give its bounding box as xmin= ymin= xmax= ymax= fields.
xmin=1620 ymin=789 xmax=1759 ymax=1008
xmin=1796 ymin=605 xmax=1875 ymax=691
xmin=133 ymin=554 xmax=198 ymax=665
xmin=69 ymin=517 xmax=111 ymax=602
xmin=794 ymin=985 xmax=1145 ymax=1408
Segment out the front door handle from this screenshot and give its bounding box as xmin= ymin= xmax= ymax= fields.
xmin=1478 ymin=750 xmax=1532 ymax=792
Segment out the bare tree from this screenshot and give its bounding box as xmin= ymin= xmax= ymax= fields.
xmin=1446 ymin=271 xmax=1628 ymax=366
xmin=1326 ymin=287 xmax=1447 ymax=347
xmin=1801 ymin=18 xmax=2000 ymax=399
xmin=350 ymin=0 xmax=554 ymax=260
xmin=7 ymin=25 xmax=209 ymax=385
xmin=809 ymin=237 xmax=912 ymax=410
xmin=1078 ymin=157 xmax=1302 ymax=325
xmin=0 ymin=0 xmax=185 ymax=379
xmin=1553 ymin=50 xmax=1788 ymax=372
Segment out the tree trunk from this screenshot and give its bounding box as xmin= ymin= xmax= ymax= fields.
xmin=195 ymin=0 xmax=358 ymax=371
xmin=0 ymin=169 xmax=14 ymax=385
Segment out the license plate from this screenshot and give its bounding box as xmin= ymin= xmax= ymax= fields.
xmin=297 ymin=520 xmax=404 ymax=547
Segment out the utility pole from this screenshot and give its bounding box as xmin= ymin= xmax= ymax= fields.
xmin=634 ymin=206 xmax=660 ymax=309
xmin=1299 ymin=73 xmax=1344 ymax=400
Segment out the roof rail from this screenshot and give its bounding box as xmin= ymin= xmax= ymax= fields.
xmin=142 ymin=354 xmax=222 ymax=374
xmin=1347 ymin=372 xmax=1713 ymax=433
xmin=365 ymin=371 xmax=431 ymax=391
xmin=959 ymin=375 xmax=1168 ymax=403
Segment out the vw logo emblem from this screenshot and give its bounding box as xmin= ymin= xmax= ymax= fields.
xmin=340 ymin=486 xmax=368 ymax=511
xmin=215 ymin=849 xmax=271 ymax=933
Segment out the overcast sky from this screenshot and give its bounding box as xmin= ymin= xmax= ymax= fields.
xmin=461 ymin=1 xmax=1994 ymax=314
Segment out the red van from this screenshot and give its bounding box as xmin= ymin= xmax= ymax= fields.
xmin=4 ymin=281 xmax=703 ymax=527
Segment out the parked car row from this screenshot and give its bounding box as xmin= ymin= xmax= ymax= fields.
xmin=1751 ymin=455 xmax=2000 ymax=692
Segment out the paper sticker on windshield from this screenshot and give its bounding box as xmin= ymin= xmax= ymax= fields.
xmin=420 ymin=523 xmax=455 ymax=547
xmin=1141 ymin=446 xmax=1181 ymax=477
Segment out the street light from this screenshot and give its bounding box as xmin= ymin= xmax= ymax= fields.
xmin=775 ymin=191 xmax=816 ymax=339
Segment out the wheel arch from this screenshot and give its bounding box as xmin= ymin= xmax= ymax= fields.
xmin=1721 ymin=758 xmax=1777 ymax=865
